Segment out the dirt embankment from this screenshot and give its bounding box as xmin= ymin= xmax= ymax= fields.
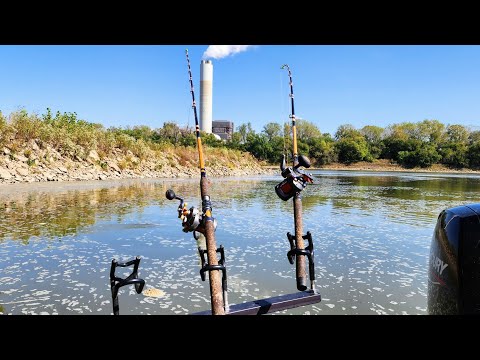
xmin=0 ymin=141 xmax=275 ymax=185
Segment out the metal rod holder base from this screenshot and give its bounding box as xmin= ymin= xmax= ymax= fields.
xmin=193 ymin=290 xmax=321 ymax=315
xmin=198 ymin=245 xmax=228 ymax=311
xmin=286 ymin=231 xmax=316 ymax=289
xmin=109 ymin=256 xmax=145 ymax=315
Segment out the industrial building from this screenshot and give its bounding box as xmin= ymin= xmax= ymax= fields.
xmin=212 ymin=120 xmax=234 ymax=140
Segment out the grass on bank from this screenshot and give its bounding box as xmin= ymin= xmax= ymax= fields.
xmin=0 ymin=109 xmax=261 ymax=170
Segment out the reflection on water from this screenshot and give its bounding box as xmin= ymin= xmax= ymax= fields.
xmin=1 ymin=172 xmax=480 ymax=315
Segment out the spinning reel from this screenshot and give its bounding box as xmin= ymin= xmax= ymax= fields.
xmin=275 ymin=154 xmax=314 ymax=201
xmin=166 ymin=189 xmax=217 ymax=239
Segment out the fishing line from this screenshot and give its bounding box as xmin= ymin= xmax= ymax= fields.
xmin=280 ymin=69 xmax=288 ymax=157
xmin=186 ymin=101 xmax=191 ymax=130
xmin=184 ymin=73 xmax=192 ymax=131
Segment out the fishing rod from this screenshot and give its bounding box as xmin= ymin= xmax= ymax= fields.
xmin=275 ymin=64 xmax=316 ymax=292
xmin=165 ymin=49 xmax=227 ymax=315
xmin=165 ymin=56 xmax=319 ymax=316
xmin=105 ymin=57 xmax=320 ymax=316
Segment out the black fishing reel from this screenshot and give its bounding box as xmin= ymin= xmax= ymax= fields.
xmin=166 ymin=189 xmax=217 ymax=239
xmin=275 ymin=154 xmax=314 ymax=201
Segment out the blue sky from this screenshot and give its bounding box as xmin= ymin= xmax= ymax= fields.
xmin=0 ymin=45 xmax=479 ymax=136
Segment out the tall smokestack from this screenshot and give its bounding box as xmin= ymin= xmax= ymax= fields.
xmin=200 ymin=60 xmax=213 ymax=133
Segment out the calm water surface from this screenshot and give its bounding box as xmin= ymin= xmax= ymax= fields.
xmin=1 ymin=170 xmax=480 ymax=315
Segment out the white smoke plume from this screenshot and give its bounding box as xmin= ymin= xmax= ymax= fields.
xmin=202 ymin=45 xmax=254 ymax=60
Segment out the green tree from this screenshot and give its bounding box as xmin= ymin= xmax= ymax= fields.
xmin=269 ymin=136 xmax=287 ymax=163
xmin=334 ymin=124 xmax=370 ymax=163
xmin=335 ymin=124 xmax=358 ymax=140
xmin=446 ymin=124 xmax=469 ymax=144
xmin=335 ymin=137 xmax=369 ymax=164
xmin=244 ymin=133 xmax=271 ymax=160
xmin=382 ymin=123 xmax=420 ymax=161
xmin=202 ymin=133 xmax=223 ymax=147
xmin=295 ymin=119 xmax=321 ymax=142
xmin=360 ymin=125 xmax=384 ymax=143
xmin=469 ymin=130 xmax=480 ymax=144
xmin=308 ymin=135 xmax=337 ymax=165
xmin=360 ymin=125 xmax=384 ymax=159
xmin=280 ymin=119 xmax=321 ymax=163
xmin=438 ymin=124 xmax=469 ymax=168
xmin=467 ymin=142 xmax=480 ymax=168
xmin=263 ymin=122 xmax=282 ymax=140
xmin=123 ymin=125 xmax=154 ymax=142
xmin=417 ymin=119 xmax=445 ymax=144
xmin=397 ymin=144 xmax=441 ymax=168
xmin=159 ymin=122 xmax=181 ymax=146
xmin=237 ymin=122 xmax=254 ymax=143
xmin=297 ymin=141 xmax=310 ymax=157
xmin=179 ymin=132 xmax=196 ymax=147
xmin=439 ymin=143 xmax=468 ymax=168
xmin=227 ymin=132 xmax=244 ymax=150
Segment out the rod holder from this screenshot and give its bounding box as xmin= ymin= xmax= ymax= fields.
xmin=109 ymin=256 xmax=145 ymax=315
xmin=198 ymin=245 xmax=228 ymax=311
xmin=286 ymin=231 xmax=316 ymax=290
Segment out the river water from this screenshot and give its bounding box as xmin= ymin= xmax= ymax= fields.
xmin=1 ymin=170 xmax=480 ymax=315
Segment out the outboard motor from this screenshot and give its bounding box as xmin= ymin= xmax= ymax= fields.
xmin=428 ymin=203 xmax=480 ymax=314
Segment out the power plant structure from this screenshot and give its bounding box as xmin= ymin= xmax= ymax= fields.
xmin=200 ymin=60 xmax=213 ymax=133
xmin=212 ymin=120 xmax=234 ymax=140
xmin=199 ymin=59 xmax=234 ymax=140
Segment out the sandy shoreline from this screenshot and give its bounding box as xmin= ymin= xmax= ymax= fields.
xmin=264 ymin=159 xmax=480 ymax=175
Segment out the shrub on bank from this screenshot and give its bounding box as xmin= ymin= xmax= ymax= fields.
xmin=0 ymin=109 xmax=259 ymax=171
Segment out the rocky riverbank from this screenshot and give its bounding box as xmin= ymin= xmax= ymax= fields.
xmin=0 ymin=140 xmax=275 ymax=185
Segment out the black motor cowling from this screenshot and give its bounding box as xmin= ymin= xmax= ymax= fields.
xmin=428 ymin=203 xmax=480 ymax=314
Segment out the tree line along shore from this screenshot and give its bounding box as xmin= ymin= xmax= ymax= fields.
xmin=233 ymin=120 xmax=480 ymax=170
xmin=0 ymin=109 xmax=479 ymax=185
